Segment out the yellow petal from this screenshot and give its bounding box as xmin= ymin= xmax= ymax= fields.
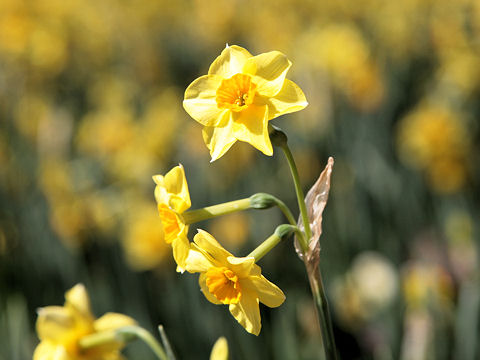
xmin=193 ymin=230 xmax=232 ymax=264
xmin=232 ymin=104 xmax=272 ymax=156
xmin=172 ymin=235 xmax=191 ymax=272
xmin=266 ymin=79 xmax=308 ymax=120
xmin=185 ymin=245 xmax=213 ymax=273
xmin=93 ymin=313 xmax=136 ymax=332
xmin=36 ymin=306 xmax=76 ymax=342
xmin=249 ymin=275 xmax=285 ymax=308
xmin=228 ymin=289 xmax=261 ymax=335
xmin=152 ymin=174 xmax=168 ymax=205
xmin=202 ymin=115 xmax=237 ymax=162
xmin=226 ymin=256 xmax=256 ymax=278
xmin=33 ymin=341 xmax=72 ymax=360
xmin=183 ymin=75 xmax=227 ymax=127
xmin=163 ymin=164 xmax=191 ymax=213
xmin=243 ymin=51 xmax=291 ymax=97
xmin=199 ymin=273 xmax=222 ymax=305
xmin=209 ymin=337 xmax=229 ymax=360
xmin=65 ymin=284 xmax=93 ymax=320
xmin=208 ymin=45 xmax=252 ymax=78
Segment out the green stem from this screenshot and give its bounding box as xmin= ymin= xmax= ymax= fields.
xmin=78 ymin=326 xmax=168 ymax=360
xmin=116 ymin=326 xmax=168 ymax=360
xmin=182 ymin=198 xmax=251 ymax=224
xmin=182 ymin=194 xmax=297 ymax=227
xmin=307 ymin=264 xmax=338 ymax=360
xmin=273 ymin=197 xmax=297 ymax=225
xmin=280 ymin=143 xmax=310 ymax=253
xmin=158 ymin=325 xmax=176 ymax=360
xmin=250 ymin=192 xmax=297 ymax=225
xmin=271 ymin=126 xmax=338 ymax=360
xmin=248 ymin=224 xmax=300 ymax=261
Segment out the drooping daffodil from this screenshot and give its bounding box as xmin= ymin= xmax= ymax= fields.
xmin=183 ymin=45 xmax=308 ymax=161
xmin=34 ymin=284 xmax=136 ymax=360
xmin=185 ymin=229 xmax=285 ymax=335
xmin=153 ymin=164 xmax=191 ymax=271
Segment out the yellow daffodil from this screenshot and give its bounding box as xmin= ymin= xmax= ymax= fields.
xmin=153 ymin=164 xmax=191 ymax=271
xmin=185 ymin=230 xmax=285 ymax=335
xmin=34 ymin=284 xmax=136 ymax=360
xmin=209 ymin=337 xmax=229 ymax=360
xmin=183 ymin=45 xmax=308 ymax=161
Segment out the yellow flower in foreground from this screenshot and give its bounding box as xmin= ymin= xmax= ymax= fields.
xmin=185 ymin=230 xmax=285 ymax=335
xmin=153 ymin=164 xmax=191 ymax=271
xmin=183 ymin=45 xmax=308 ymax=161
xmin=210 ymin=336 xmax=229 ymax=360
xmin=34 ymin=284 xmax=135 ymax=360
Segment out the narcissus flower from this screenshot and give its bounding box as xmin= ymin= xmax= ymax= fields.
xmin=185 ymin=230 xmax=285 ymax=335
xmin=34 ymin=284 xmax=136 ymax=360
xmin=153 ymin=164 xmax=191 ymax=271
xmin=184 ymin=45 xmax=308 ymax=161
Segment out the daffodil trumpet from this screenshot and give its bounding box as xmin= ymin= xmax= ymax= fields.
xmin=185 ymin=230 xmax=286 ymax=335
xmin=182 ymin=193 xmax=296 ymax=226
xmin=78 ymin=325 xmax=169 ymax=360
xmin=248 ymin=224 xmax=302 ymax=262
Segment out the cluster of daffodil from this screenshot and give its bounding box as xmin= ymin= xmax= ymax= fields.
xmin=33 ymin=44 xmax=338 ymax=359
xmin=152 ymin=45 xmax=338 ymax=357
xmin=153 ymin=45 xmax=309 ymax=336
xmin=33 ymin=283 xmax=229 ymax=360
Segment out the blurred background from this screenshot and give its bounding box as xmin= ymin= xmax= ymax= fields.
xmin=1 ymin=0 xmax=479 ymax=359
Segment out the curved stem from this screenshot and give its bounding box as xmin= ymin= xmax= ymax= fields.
xmin=248 ymin=224 xmax=301 ymax=261
xmin=182 ymin=194 xmax=297 ymax=227
xmin=273 ymin=196 xmax=297 ymax=226
xmin=280 ymin=143 xmax=310 ymax=253
xmin=78 ymin=325 xmax=168 ymax=360
xmin=116 ymin=326 xmax=168 ymax=360
xmin=182 ymin=198 xmax=251 ymax=224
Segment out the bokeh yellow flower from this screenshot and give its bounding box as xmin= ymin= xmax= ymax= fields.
xmin=122 ymin=202 xmax=170 ymax=271
xmin=185 ymin=229 xmax=285 ymax=335
xmin=34 ymin=284 xmax=135 ymax=360
xmin=183 ymin=44 xmax=308 ymax=161
xmin=153 ymin=164 xmax=191 ymax=272
xmin=209 ymin=336 xmax=229 ymax=360
xmin=396 ymin=104 xmax=470 ymax=193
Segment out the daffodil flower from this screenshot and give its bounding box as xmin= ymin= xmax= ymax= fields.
xmin=153 ymin=164 xmax=192 ymax=272
xmin=185 ymin=229 xmax=285 ymax=335
xmin=183 ymin=45 xmax=308 ymax=161
xmin=33 ymin=284 xmax=136 ymax=360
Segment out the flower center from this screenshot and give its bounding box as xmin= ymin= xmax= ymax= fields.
xmin=157 ymin=204 xmax=183 ymax=244
xmin=205 ymin=266 xmax=242 ymax=304
xmin=216 ymin=73 xmax=257 ymax=112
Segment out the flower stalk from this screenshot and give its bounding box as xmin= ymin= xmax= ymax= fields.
xmin=248 ymin=224 xmax=301 ymax=261
xmin=270 ymin=126 xmax=338 ymax=360
xmin=182 ymin=198 xmax=252 ymax=224
xmin=307 ymin=263 xmax=338 ymax=360
xmin=79 ymin=326 xmax=168 ymax=360
xmin=182 ymin=193 xmax=296 ymax=226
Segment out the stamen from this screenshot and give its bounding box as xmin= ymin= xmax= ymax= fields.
xmin=216 ymin=74 xmax=257 ymax=112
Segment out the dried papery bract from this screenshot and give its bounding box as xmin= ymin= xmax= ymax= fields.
xmin=295 ymin=157 xmax=334 ymax=270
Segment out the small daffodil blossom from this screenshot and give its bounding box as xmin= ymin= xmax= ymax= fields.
xmin=183 ymin=45 xmax=308 ymax=161
xmin=153 ymin=164 xmax=191 ymax=272
xmin=185 ymin=230 xmax=285 ymax=335
xmin=33 ymin=284 xmax=136 ymax=360
xmin=209 ymin=337 xmax=229 ymax=360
